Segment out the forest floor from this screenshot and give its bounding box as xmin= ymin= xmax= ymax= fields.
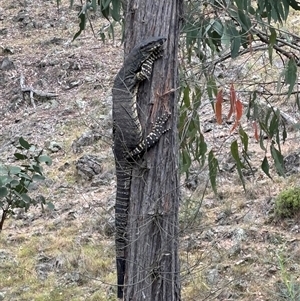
xmin=1 ymin=1 xmax=300 ymax=301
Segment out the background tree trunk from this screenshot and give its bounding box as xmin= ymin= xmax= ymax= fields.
xmin=123 ymin=1 xmax=182 ymax=300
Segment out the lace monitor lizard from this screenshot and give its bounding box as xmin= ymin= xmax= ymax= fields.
xmin=112 ymin=37 xmax=170 ymax=299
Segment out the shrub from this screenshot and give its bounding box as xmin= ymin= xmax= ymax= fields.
xmin=275 ymin=187 xmax=300 ymax=218
xmin=0 ymin=137 xmax=53 ymax=231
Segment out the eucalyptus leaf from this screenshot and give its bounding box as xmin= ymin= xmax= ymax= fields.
xmin=14 ymin=153 xmax=28 ymax=160
xmin=8 ymin=166 xmax=22 ymax=175
xmin=73 ymin=10 xmax=86 ymax=41
xmin=38 ymin=155 xmax=52 ymax=166
xmin=261 ymin=156 xmax=272 ymax=179
xmin=208 ymin=150 xmax=218 ymax=195
xmin=270 ymin=144 xmax=285 ymax=176
xmin=285 ymin=58 xmax=297 ymax=97
xmin=231 ymin=140 xmax=246 ymax=191
xmin=19 ymin=137 xmax=31 ymax=150
xmin=0 ymin=187 xmax=8 ymax=199
xmin=32 ymin=174 xmax=45 ymax=181
xmin=21 ymin=193 xmax=31 ymax=203
xmin=47 ymin=202 xmax=55 ymax=210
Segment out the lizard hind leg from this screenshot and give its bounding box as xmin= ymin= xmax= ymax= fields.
xmin=128 ymin=112 xmax=171 ymax=159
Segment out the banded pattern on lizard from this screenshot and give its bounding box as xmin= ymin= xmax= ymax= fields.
xmin=112 ymin=37 xmax=169 ymax=299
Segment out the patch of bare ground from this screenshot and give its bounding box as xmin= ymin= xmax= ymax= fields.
xmin=1 ymin=1 xmax=300 ymax=300
xmin=0 ymin=0 xmax=122 ymax=300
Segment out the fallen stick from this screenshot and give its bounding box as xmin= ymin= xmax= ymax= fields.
xmin=20 ymin=73 xmax=58 ymax=108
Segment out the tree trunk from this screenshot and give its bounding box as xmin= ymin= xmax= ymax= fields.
xmin=123 ymin=1 xmax=182 ymax=300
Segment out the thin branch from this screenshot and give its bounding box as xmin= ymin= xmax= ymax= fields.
xmin=224 ymin=5 xmax=300 ymax=64
xmin=258 ymin=27 xmax=300 ymax=53
xmin=210 ymin=43 xmax=270 ymax=67
xmin=253 ymin=28 xmax=300 ymax=64
xmin=240 ymin=98 xmax=299 ymax=126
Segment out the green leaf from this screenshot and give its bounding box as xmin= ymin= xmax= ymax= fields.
xmin=239 ymin=126 xmax=248 ymax=153
xmin=19 ymin=137 xmax=31 ymax=150
xmin=271 ymin=6 xmax=278 ymax=23
xmin=259 ymin=131 xmax=267 ymax=152
xmin=0 ymin=165 xmax=8 ymax=176
xmin=102 ymin=0 xmax=112 ymax=9
xmin=208 ymin=150 xmax=218 ymax=194
xmin=197 ymin=132 xmax=207 ymax=166
xmin=101 ymin=0 xmax=111 ymax=20
xmin=181 ymin=149 xmax=191 ymax=173
xmin=231 ymin=35 xmax=241 ymax=58
xmin=268 ymin=27 xmax=276 ymax=65
xmin=12 ymin=190 xmax=22 ymax=199
xmin=38 ymin=195 xmax=46 ymax=204
xmin=211 ymin=20 xmax=223 ymax=36
xmin=206 ymin=76 xmax=217 ymax=105
xmin=231 ymin=140 xmax=246 ymax=190
xmin=193 ymin=87 xmax=202 ymax=111
xmin=230 ymin=140 xmax=244 ymax=167
xmin=14 ymin=183 xmax=28 ymax=194
xmin=284 ymin=1 xmax=290 ymax=20
xmin=290 ymin=0 xmax=300 ymax=10
xmin=248 ymin=6 xmax=255 ymax=15
xmin=9 ymin=180 xmax=20 ymax=188
xmin=183 ymin=86 xmax=191 ymax=108
xmin=21 ymin=193 xmax=31 ymax=203
xmin=246 ymin=91 xmax=256 ymax=119
xmin=38 ymin=155 xmax=52 ymax=166
xmin=111 ymin=0 xmax=121 ymax=21
xmin=47 ymin=202 xmax=55 ymax=210
xmin=8 ymin=166 xmax=22 ymax=175
xmin=261 ymin=156 xmax=272 ymax=179
xmin=240 ymin=28 xmax=250 ymax=49
xmin=276 ymin=1 xmax=284 ymax=22
xmin=234 ymin=0 xmax=245 ymax=10
xmin=18 ymin=172 xmax=31 ymax=181
xmin=32 ymin=174 xmax=45 ymax=181
xmin=33 ymin=164 xmax=43 ymax=174
xmin=238 ymin=9 xmax=252 ymax=31
xmin=73 ymin=9 xmax=87 ymax=41
xmin=270 ymin=144 xmax=285 ymax=176
xmin=0 ymin=175 xmax=10 ymax=186
xmin=285 ymin=58 xmax=297 ymax=97
xmin=225 ymin=21 xmax=241 ymax=58
xmin=269 ymin=109 xmax=280 ymax=138
xmin=282 ymin=123 xmax=287 ymax=143
xmin=258 ymin=118 xmax=269 ymax=138
xmin=14 ymin=153 xmax=28 ymax=160
xmin=91 ymin=0 xmax=97 ymax=11
xmin=0 ymin=187 xmax=8 ymax=199
xmin=221 ymin=26 xmax=230 ymax=48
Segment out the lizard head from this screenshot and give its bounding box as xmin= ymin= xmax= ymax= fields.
xmin=114 ymin=37 xmax=166 ymax=92
xmin=125 ymin=37 xmax=166 ymax=74
xmin=138 ymin=36 xmax=166 ymax=62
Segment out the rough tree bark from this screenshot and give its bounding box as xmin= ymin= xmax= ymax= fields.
xmin=122 ymin=0 xmax=182 ymax=300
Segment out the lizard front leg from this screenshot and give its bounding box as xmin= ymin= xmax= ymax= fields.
xmin=127 ymin=112 xmax=171 ymax=159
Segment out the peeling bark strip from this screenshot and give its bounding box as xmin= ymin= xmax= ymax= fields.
xmin=123 ymin=0 xmax=183 ymax=300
